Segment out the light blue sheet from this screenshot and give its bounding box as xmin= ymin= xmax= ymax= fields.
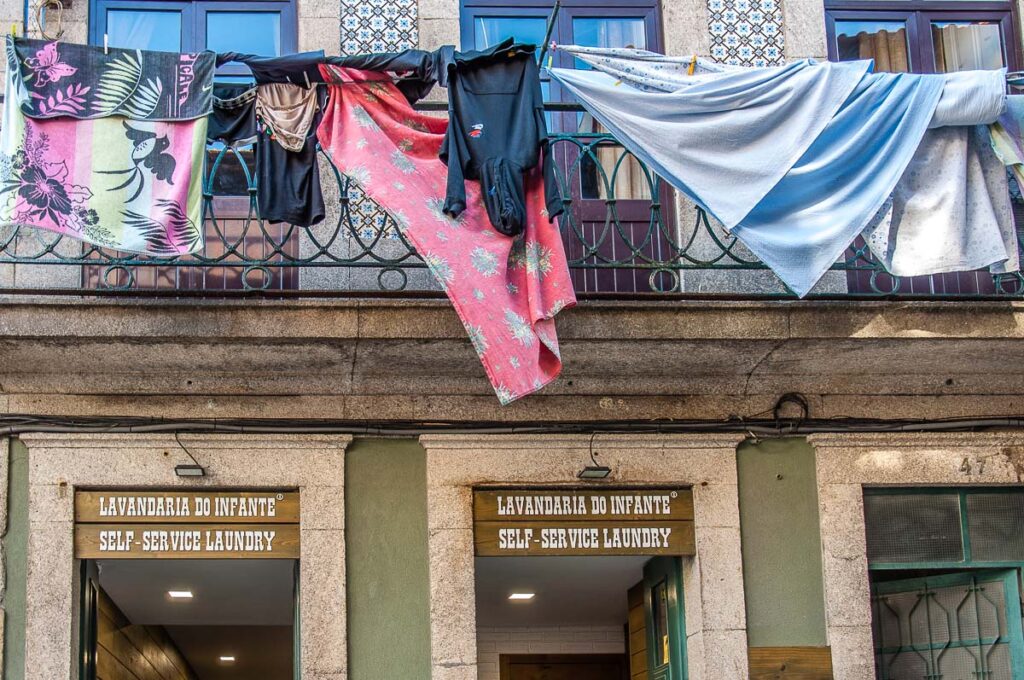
xmin=551 ymin=54 xmax=1004 ymax=296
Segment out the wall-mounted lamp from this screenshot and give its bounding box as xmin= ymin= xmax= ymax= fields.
xmin=577 ymin=465 xmax=611 ymax=480
xmin=578 ymin=433 xmax=611 ymax=479
xmin=174 ymin=464 xmax=205 ymax=477
xmin=173 ymin=433 xmax=205 ymax=477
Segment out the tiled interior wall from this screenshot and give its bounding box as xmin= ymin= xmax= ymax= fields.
xmin=476 ymin=625 xmax=626 ymax=680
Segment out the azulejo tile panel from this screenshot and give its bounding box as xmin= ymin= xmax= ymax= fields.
xmin=340 ymin=0 xmax=419 ymax=55
xmin=708 ymin=0 xmax=785 ymax=67
xmin=339 ymin=1 xmax=418 ymax=240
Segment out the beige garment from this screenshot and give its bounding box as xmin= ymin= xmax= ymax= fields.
xmin=255 ymin=83 xmax=319 ymax=153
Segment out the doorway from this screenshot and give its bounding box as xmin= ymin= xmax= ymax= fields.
xmin=472 ymin=488 xmax=693 ymax=680
xmin=73 ymin=489 xmax=302 ymax=679
xmin=81 ymin=559 xmax=297 ymax=679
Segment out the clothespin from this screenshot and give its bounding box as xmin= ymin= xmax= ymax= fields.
xmin=10 ymin=23 xmax=16 ymax=38
xmin=687 ymin=54 xmax=697 ymax=76
xmin=103 ymin=33 xmax=108 ymax=55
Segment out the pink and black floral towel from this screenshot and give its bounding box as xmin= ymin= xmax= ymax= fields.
xmin=318 ymin=65 xmax=576 ymax=404
xmin=8 ymin=37 xmax=215 ymax=120
xmin=0 ymin=37 xmax=211 ymax=255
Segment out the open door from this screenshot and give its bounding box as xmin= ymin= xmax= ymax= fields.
xmin=643 ymin=556 xmax=687 ymax=680
xmin=871 ymin=569 xmax=1024 ymax=679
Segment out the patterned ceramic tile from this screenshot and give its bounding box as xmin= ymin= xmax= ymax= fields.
xmin=340 ymin=0 xmax=418 ymax=55
xmin=707 ymin=0 xmax=785 ymax=67
xmin=340 ymin=0 xmax=419 ymax=240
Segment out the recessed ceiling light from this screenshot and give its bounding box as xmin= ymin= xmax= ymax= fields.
xmin=167 ymin=590 xmax=193 ymax=599
xmin=508 ymin=592 xmax=535 ymax=601
xmin=219 ymin=656 xmax=236 ymax=663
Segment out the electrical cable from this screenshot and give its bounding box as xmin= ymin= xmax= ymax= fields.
xmin=3 ymin=414 xmax=1024 ymax=437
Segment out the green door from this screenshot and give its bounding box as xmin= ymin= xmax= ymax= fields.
xmin=643 ymin=556 xmax=687 ymax=680
xmin=871 ymin=569 xmax=1024 ymax=679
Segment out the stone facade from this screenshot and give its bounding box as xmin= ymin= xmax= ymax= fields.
xmin=809 ymin=433 xmax=1024 ymax=680
xmin=13 ymin=433 xmax=349 ymax=680
xmin=0 ymin=0 xmax=1023 ymax=679
xmin=419 ymin=434 xmax=749 ymax=680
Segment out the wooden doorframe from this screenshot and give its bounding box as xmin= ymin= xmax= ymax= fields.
xmin=499 ymin=653 xmax=629 ymax=680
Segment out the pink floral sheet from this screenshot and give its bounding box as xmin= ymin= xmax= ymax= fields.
xmin=318 ymin=65 xmax=576 ymax=404
xmin=0 ymin=61 xmax=208 ymax=255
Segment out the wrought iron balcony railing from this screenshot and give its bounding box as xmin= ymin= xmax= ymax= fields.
xmin=1 ymin=105 xmax=1022 ymax=299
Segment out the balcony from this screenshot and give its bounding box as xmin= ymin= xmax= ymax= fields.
xmin=2 ymin=104 xmax=1022 ymax=299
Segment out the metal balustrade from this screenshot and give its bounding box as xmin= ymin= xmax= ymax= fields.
xmin=1 ymin=107 xmax=1022 ymax=298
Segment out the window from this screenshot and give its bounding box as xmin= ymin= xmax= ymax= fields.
xmin=85 ymin=0 xmax=300 ymax=291
xmin=826 ymin=5 xmax=1019 ymax=74
xmin=863 ymin=489 xmax=1024 ymax=679
xmin=826 ymin=0 xmax=1021 ymax=295
xmin=462 ymin=0 xmax=673 ymax=294
xmin=90 ymin=0 xmax=296 ymax=61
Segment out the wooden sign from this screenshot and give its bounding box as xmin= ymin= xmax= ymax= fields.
xmin=74 ymin=523 xmax=300 ymax=559
xmin=75 ymin=491 xmax=299 ymax=523
xmin=474 ymin=489 xmax=695 ymax=557
xmin=74 ymin=490 xmax=300 ymax=559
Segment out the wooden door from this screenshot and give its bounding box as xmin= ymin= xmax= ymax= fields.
xmin=500 ymin=653 xmax=627 ymax=680
xmin=643 ymin=557 xmax=687 ymax=680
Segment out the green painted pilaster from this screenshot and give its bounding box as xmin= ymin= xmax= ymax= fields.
xmin=345 ymin=438 xmax=431 ymax=679
xmin=737 ymin=437 xmax=827 ymax=647
xmin=3 ymin=438 xmax=27 ymax=680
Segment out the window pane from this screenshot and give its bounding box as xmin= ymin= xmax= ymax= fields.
xmin=106 ymin=10 xmax=182 ymax=52
xmin=473 ymin=17 xmax=548 ymax=49
xmin=572 ymin=17 xmax=646 ymax=51
xmin=651 ymin=580 xmax=670 ymax=666
xmin=207 ymin=12 xmax=282 ymax=56
xmin=932 ymin=22 xmax=1004 ymax=72
xmin=572 ymin=17 xmax=650 ymax=200
xmin=835 ymin=20 xmax=910 ymax=73
xmin=967 ymin=492 xmax=1024 ymax=561
xmin=864 ymin=493 xmax=964 ymax=563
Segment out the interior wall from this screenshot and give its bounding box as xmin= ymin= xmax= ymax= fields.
xmin=96 ymin=587 xmax=196 ymax=680
xmin=345 ymin=438 xmax=431 ymax=680
xmin=3 ymin=438 xmax=27 ymax=680
xmin=737 ymin=437 xmax=827 ymax=647
xmin=477 ymin=626 xmax=625 ymax=680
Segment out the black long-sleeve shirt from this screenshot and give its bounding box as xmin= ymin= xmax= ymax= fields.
xmin=439 ymin=39 xmax=564 ymax=236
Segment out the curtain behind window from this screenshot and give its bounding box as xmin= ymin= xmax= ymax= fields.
xmin=839 ymin=29 xmax=910 ymax=72
xmin=933 ymin=23 xmax=1004 ymax=73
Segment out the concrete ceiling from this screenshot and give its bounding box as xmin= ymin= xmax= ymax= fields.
xmin=165 ymin=625 xmax=292 ymax=680
xmin=97 ymin=559 xmax=295 ymax=626
xmin=97 ymin=559 xmax=295 ymax=679
xmin=475 ymin=555 xmax=647 ymax=627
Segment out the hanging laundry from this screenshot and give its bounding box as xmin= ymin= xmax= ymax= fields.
xmin=863 ymin=125 xmax=1019 ymax=277
xmin=207 ymin=79 xmax=325 ymax=228
xmin=317 ymin=65 xmax=576 ymax=404
xmin=441 ymin=38 xmax=562 ymax=236
xmin=208 ymin=84 xmax=257 ymax=147
xmin=0 ymin=37 xmax=211 ymax=255
xmin=551 ymin=46 xmax=1007 ymax=296
xmin=215 ymin=50 xmax=325 ymax=87
xmin=990 ymin=95 xmax=1024 ymax=188
xmin=8 ymin=37 xmax=215 ymax=120
xmin=324 ymin=47 xmax=455 ymax=104
xmin=255 ymin=83 xmax=319 ymax=153
xmin=256 ymin=102 xmax=325 ymax=227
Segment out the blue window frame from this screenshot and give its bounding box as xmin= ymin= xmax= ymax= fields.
xmin=89 ymin=0 xmax=297 ymax=77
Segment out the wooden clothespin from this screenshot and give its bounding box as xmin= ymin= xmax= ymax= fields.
xmin=687 ymin=54 xmax=697 ymax=76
